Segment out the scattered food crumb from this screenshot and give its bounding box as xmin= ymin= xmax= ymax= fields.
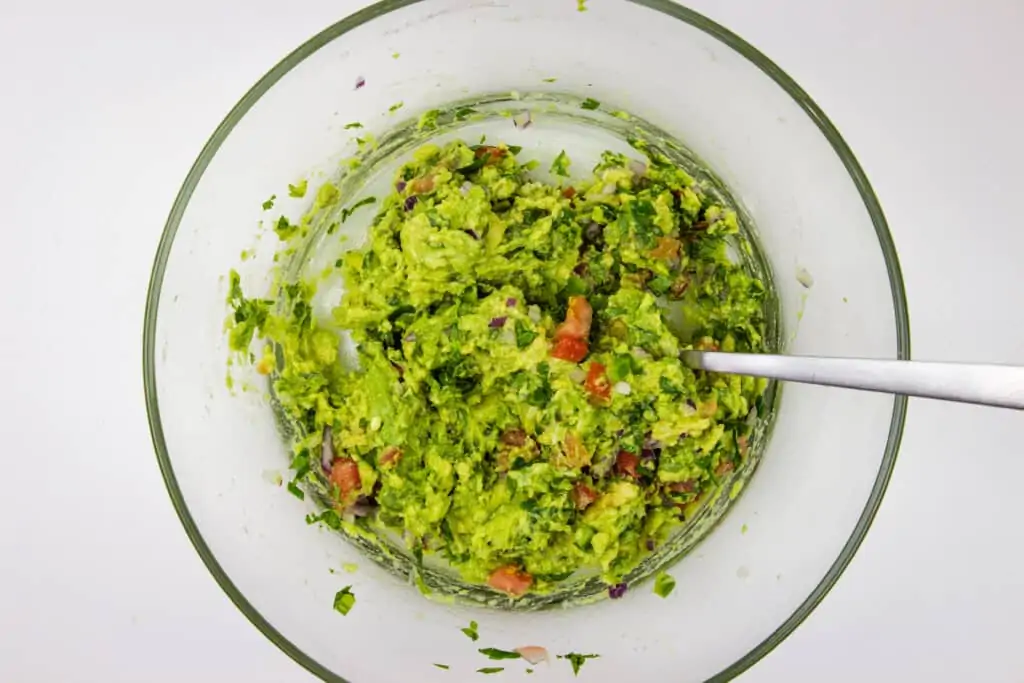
xmin=558 ymin=653 xmax=599 ymax=676
xmin=796 ymin=266 xmax=814 ymax=289
xmin=577 ymin=0 xmax=587 ymax=11
xmin=392 ymin=52 xmax=400 ymax=59
xmin=433 ymin=663 xmax=450 ymax=670
xmin=333 ymin=586 xmax=356 ymax=615
xmin=288 ymin=179 xmax=307 ymax=198
xmin=355 ymin=76 xmax=366 ymax=90
xmin=477 ymin=667 xmax=504 ymax=675
xmin=461 ymin=620 xmax=480 ymax=641
xmin=515 ymin=646 xmax=549 ymax=664
xmin=842 ymin=296 xmax=849 ymax=303
xmin=261 ymin=194 xmax=276 ymax=210
xmin=542 ymin=77 xmax=557 ymax=83
xmin=389 ymin=101 xmax=404 ymax=114
xmin=342 ymin=562 xmax=358 ymax=573
xmin=741 ymin=523 xmax=748 ymax=534
xmin=654 ymin=571 xmax=676 ymax=598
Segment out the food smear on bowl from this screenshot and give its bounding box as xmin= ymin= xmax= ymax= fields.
xmin=226 ymin=139 xmax=769 ymax=599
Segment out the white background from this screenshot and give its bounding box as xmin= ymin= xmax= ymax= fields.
xmin=1 ymin=0 xmax=1022 ymax=681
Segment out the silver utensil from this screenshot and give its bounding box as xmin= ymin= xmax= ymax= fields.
xmin=680 ymin=351 xmax=1024 ymax=410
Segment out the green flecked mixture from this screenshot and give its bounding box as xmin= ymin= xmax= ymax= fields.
xmin=227 ymin=139 xmax=768 ymax=597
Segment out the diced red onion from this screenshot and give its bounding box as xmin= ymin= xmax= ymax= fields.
xmin=354 ymin=76 xmax=366 ymax=90
xmin=404 ymin=332 xmax=417 ymax=343
xmin=608 ymin=582 xmax=628 ymax=599
xmin=643 ymin=436 xmax=661 ymax=450
xmin=321 ymin=427 xmax=335 ymax=471
xmin=395 ymin=180 xmax=406 ymax=192
xmin=646 ymin=539 xmax=656 ymax=551
xmin=464 ymin=228 xmax=480 ymax=240
xmin=403 ymin=195 xmax=418 ymax=211
xmin=488 ymin=316 xmax=508 ymax=328
xmin=512 ymin=111 xmax=532 ymax=129
xmin=506 ymin=297 xmax=517 ymax=307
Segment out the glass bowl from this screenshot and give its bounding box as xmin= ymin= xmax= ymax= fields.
xmin=143 ymin=1 xmax=908 ymax=681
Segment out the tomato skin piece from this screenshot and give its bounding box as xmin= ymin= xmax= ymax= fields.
xmin=615 ymin=451 xmax=640 ymax=478
xmin=554 ymin=296 xmax=593 ymax=341
xmin=379 ymin=446 xmax=402 ymax=467
xmin=650 ymin=236 xmax=682 ymax=261
xmin=330 ymin=457 xmax=362 ymax=500
xmin=584 ymin=362 xmax=611 ymax=401
xmin=550 ymin=336 xmax=589 ymax=362
xmin=572 ymin=483 xmax=598 ymax=510
xmin=488 ymin=565 xmax=533 ymax=596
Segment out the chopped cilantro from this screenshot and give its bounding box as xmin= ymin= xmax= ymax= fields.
xmin=261 ymin=194 xmax=276 ymax=210
xmin=433 ymin=663 xmax=449 ymax=670
xmin=542 ymin=77 xmax=557 ymax=83
xmin=343 ymin=122 xmax=363 ymax=129
xmin=461 ymin=620 xmax=480 ymax=641
xmin=580 ymin=97 xmax=600 ymax=110
xmin=558 ymin=653 xmax=599 ymax=676
xmin=654 ymin=571 xmax=676 ymax=598
xmin=286 ymin=481 xmax=304 ymax=500
xmin=315 ymin=183 xmax=340 ymax=209
xmin=388 ymin=101 xmax=404 ymax=113
xmin=551 ymin=150 xmax=571 ymax=177
xmin=526 ymin=669 xmax=534 ymax=674
xmin=476 ymin=668 xmax=504 ymax=675
xmin=306 ymin=509 xmax=342 ymax=529
xmin=478 ymin=648 xmax=522 ymax=660
xmin=332 ymin=586 xmax=355 ymax=615
xmin=508 ymin=145 xmax=522 ymax=155
xmin=287 ymin=180 xmax=307 ymax=198
xmin=341 ymin=196 xmax=377 ymax=223
xmin=392 ymin=52 xmax=400 ymax=59
xmin=577 ymin=0 xmax=587 ymax=11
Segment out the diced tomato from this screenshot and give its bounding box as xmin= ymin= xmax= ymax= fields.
xmin=698 ymin=398 xmax=718 ymax=418
xmin=737 ymin=435 xmax=749 ymax=456
xmin=379 ymin=446 xmax=402 ymax=467
xmin=501 ymin=428 xmax=527 ymax=447
xmin=474 ymin=145 xmax=507 ymax=163
xmin=572 ymin=483 xmax=598 ymax=510
xmin=550 ymin=336 xmax=589 ymax=363
xmin=649 ymin=236 xmax=682 ymax=261
xmin=615 ymin=451 xmax=640 ymax=478
xmin=561 ymin=186 xmax=577 ymax=199
xmin=584 ymin=362 xmax=611 ymax=402
xmin=554 ymin=296 xmax=593 ymax=341
xmin=329 ymin=457 xmax=361 ymax=500
xmin=669 ymin=480 xmax=696 ymax=494
xmin=694 ymin=337 xmax=719 ymax=352
xmin=488 ymin=565 xmax=533 ymax=596
xmin=561 ymin=433 xmax=592 ymax=469
xmin=410 ymin=175 xmax=435 ymax=194
xmin=715 ymin=460 xmax=735 ymax=477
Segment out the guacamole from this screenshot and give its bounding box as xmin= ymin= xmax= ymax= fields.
xmin=227 ymin=139 xmax=767 ymax=597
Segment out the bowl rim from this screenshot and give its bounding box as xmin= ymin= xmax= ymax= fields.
xmin=142 ymin=0 xmax=910 ymax=680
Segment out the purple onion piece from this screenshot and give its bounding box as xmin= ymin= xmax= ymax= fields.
xmin=506 ymin=297 xmax=517 ymax=307
xmin=641 ymin=448 xmax=659 ymax=463
xmin=354 ymin=76 xmax=366 ymax=90
xmin=464 ymin=228 xmax=480 ymax=240
xmin=403 ymin=332 xmax=417 ymax=343
xmin=643 ymin=437 xmax=662 ymax=451
xmin=321 ymin=426 xmax=335 ymax=471
xmin=349 ymin=496 xmax=376 ymax=517
xmin=488 ymin=316 xmax=508 ymax=329
xmin=608 ymin=582 xmax=628 ymax=599
xmin=584 ymin=222 xmax=604 ymax=243
xmin=646 ymin=539 xmax=656 ymax=552
xmin=395 ymin=180 xmax=407 ymax=192
xmin=403 ymin=195 xmax=418 ymax=211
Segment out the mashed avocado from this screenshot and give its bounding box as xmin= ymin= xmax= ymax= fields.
xmin=228 ymin=139 xmax=767 ymax=597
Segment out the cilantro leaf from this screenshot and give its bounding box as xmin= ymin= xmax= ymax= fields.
xmin=514 ymin=320 xmax=538 ymax=349
xmin=558 ymin=653 xmax=599 ymax=676
xmin=478 ymin=648 xmax=522 ymax=660
xmin=580 ymin=97 xmax=600 ymax=110
xmin=433 ymin=664 xmax=450 ymax=670
xmin=461 ymin=620 xmax=480 ymax=641
xmin=654 ymin=571 xmax=676 ymax=598
xmin=261 ymin=194 xmax=276 ymax=210
xmin=286 ymin=481 xmax=304 ymax=500
xmin=333 ymin=586 xmax=355 ymax=615
xmin=340 ymin=196 xmax=377 ymax=223
xmin=476 ymin=668 xmax=504 ymax=675
xmin=388 ymin=101 xmax=404 ymax=113
xmin=551 ymin=150 xmax=571 ymax=177
xmin=288 ymin=180 xmax=307 ymax=198
xmin=343 ymin=122 xmax=363 ymax=129
xmin=274 ymin=215 xmax=298 ymax=240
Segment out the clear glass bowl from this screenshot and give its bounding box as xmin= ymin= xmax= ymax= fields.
xmin=143 ymin=1 xmax=908 ymax=681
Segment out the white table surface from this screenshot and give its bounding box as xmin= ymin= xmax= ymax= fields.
xmin=2 ymin=0 xmax=1022 ymax=681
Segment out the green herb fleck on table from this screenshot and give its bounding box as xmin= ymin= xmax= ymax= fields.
xmin=461 ymin=620 xmax=480 ymax=641
xmin=341 ymin=196 xmax=377 ymax=223
xmin=333 ymin=586 xmax=356 ymax=615
xmin=261 ymin=194 xmax=276 ymax=210
xmin=342 ymin=562 xmax=359 ymax=573
xmin=580 ymin=97 xmax=600 ymax=110
xmin=525 ymin=669 xmax=534 ymax=674
xmin=477 ymin=668 xmax=504 ymax=675
xmin=551 ymin=150 xmax=571 ymax=177
xmin=343 ymin=121 xmax=363 ymax=129
xmin=392 ymin=52 xmax=400 ymax=59
xmin=389 ymin=101 xmax=404 ymax=113
xmin=433 ymin=663 xmax=450 ymax=670
xmin=479 ymin=648 xmax=522 ymax=660
xmin=558 ymin=653 xmax=599 ymax=676
xmin=542 ymin=77 xmax=557 ymax=83
xmin=288 ymin=180 xmax=307 ymax=198
xmin=654 ymin=571 xmax=676 ymax=598
xmin=286 ymin=481 xmax=304 ymax=500
xmin=418 ymin=109 xmax=440 ymax=131
xmin=741 ymin=523 xmax=748 ymax=534
xmin=577 ymin=0 xmax=587 ymax=11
